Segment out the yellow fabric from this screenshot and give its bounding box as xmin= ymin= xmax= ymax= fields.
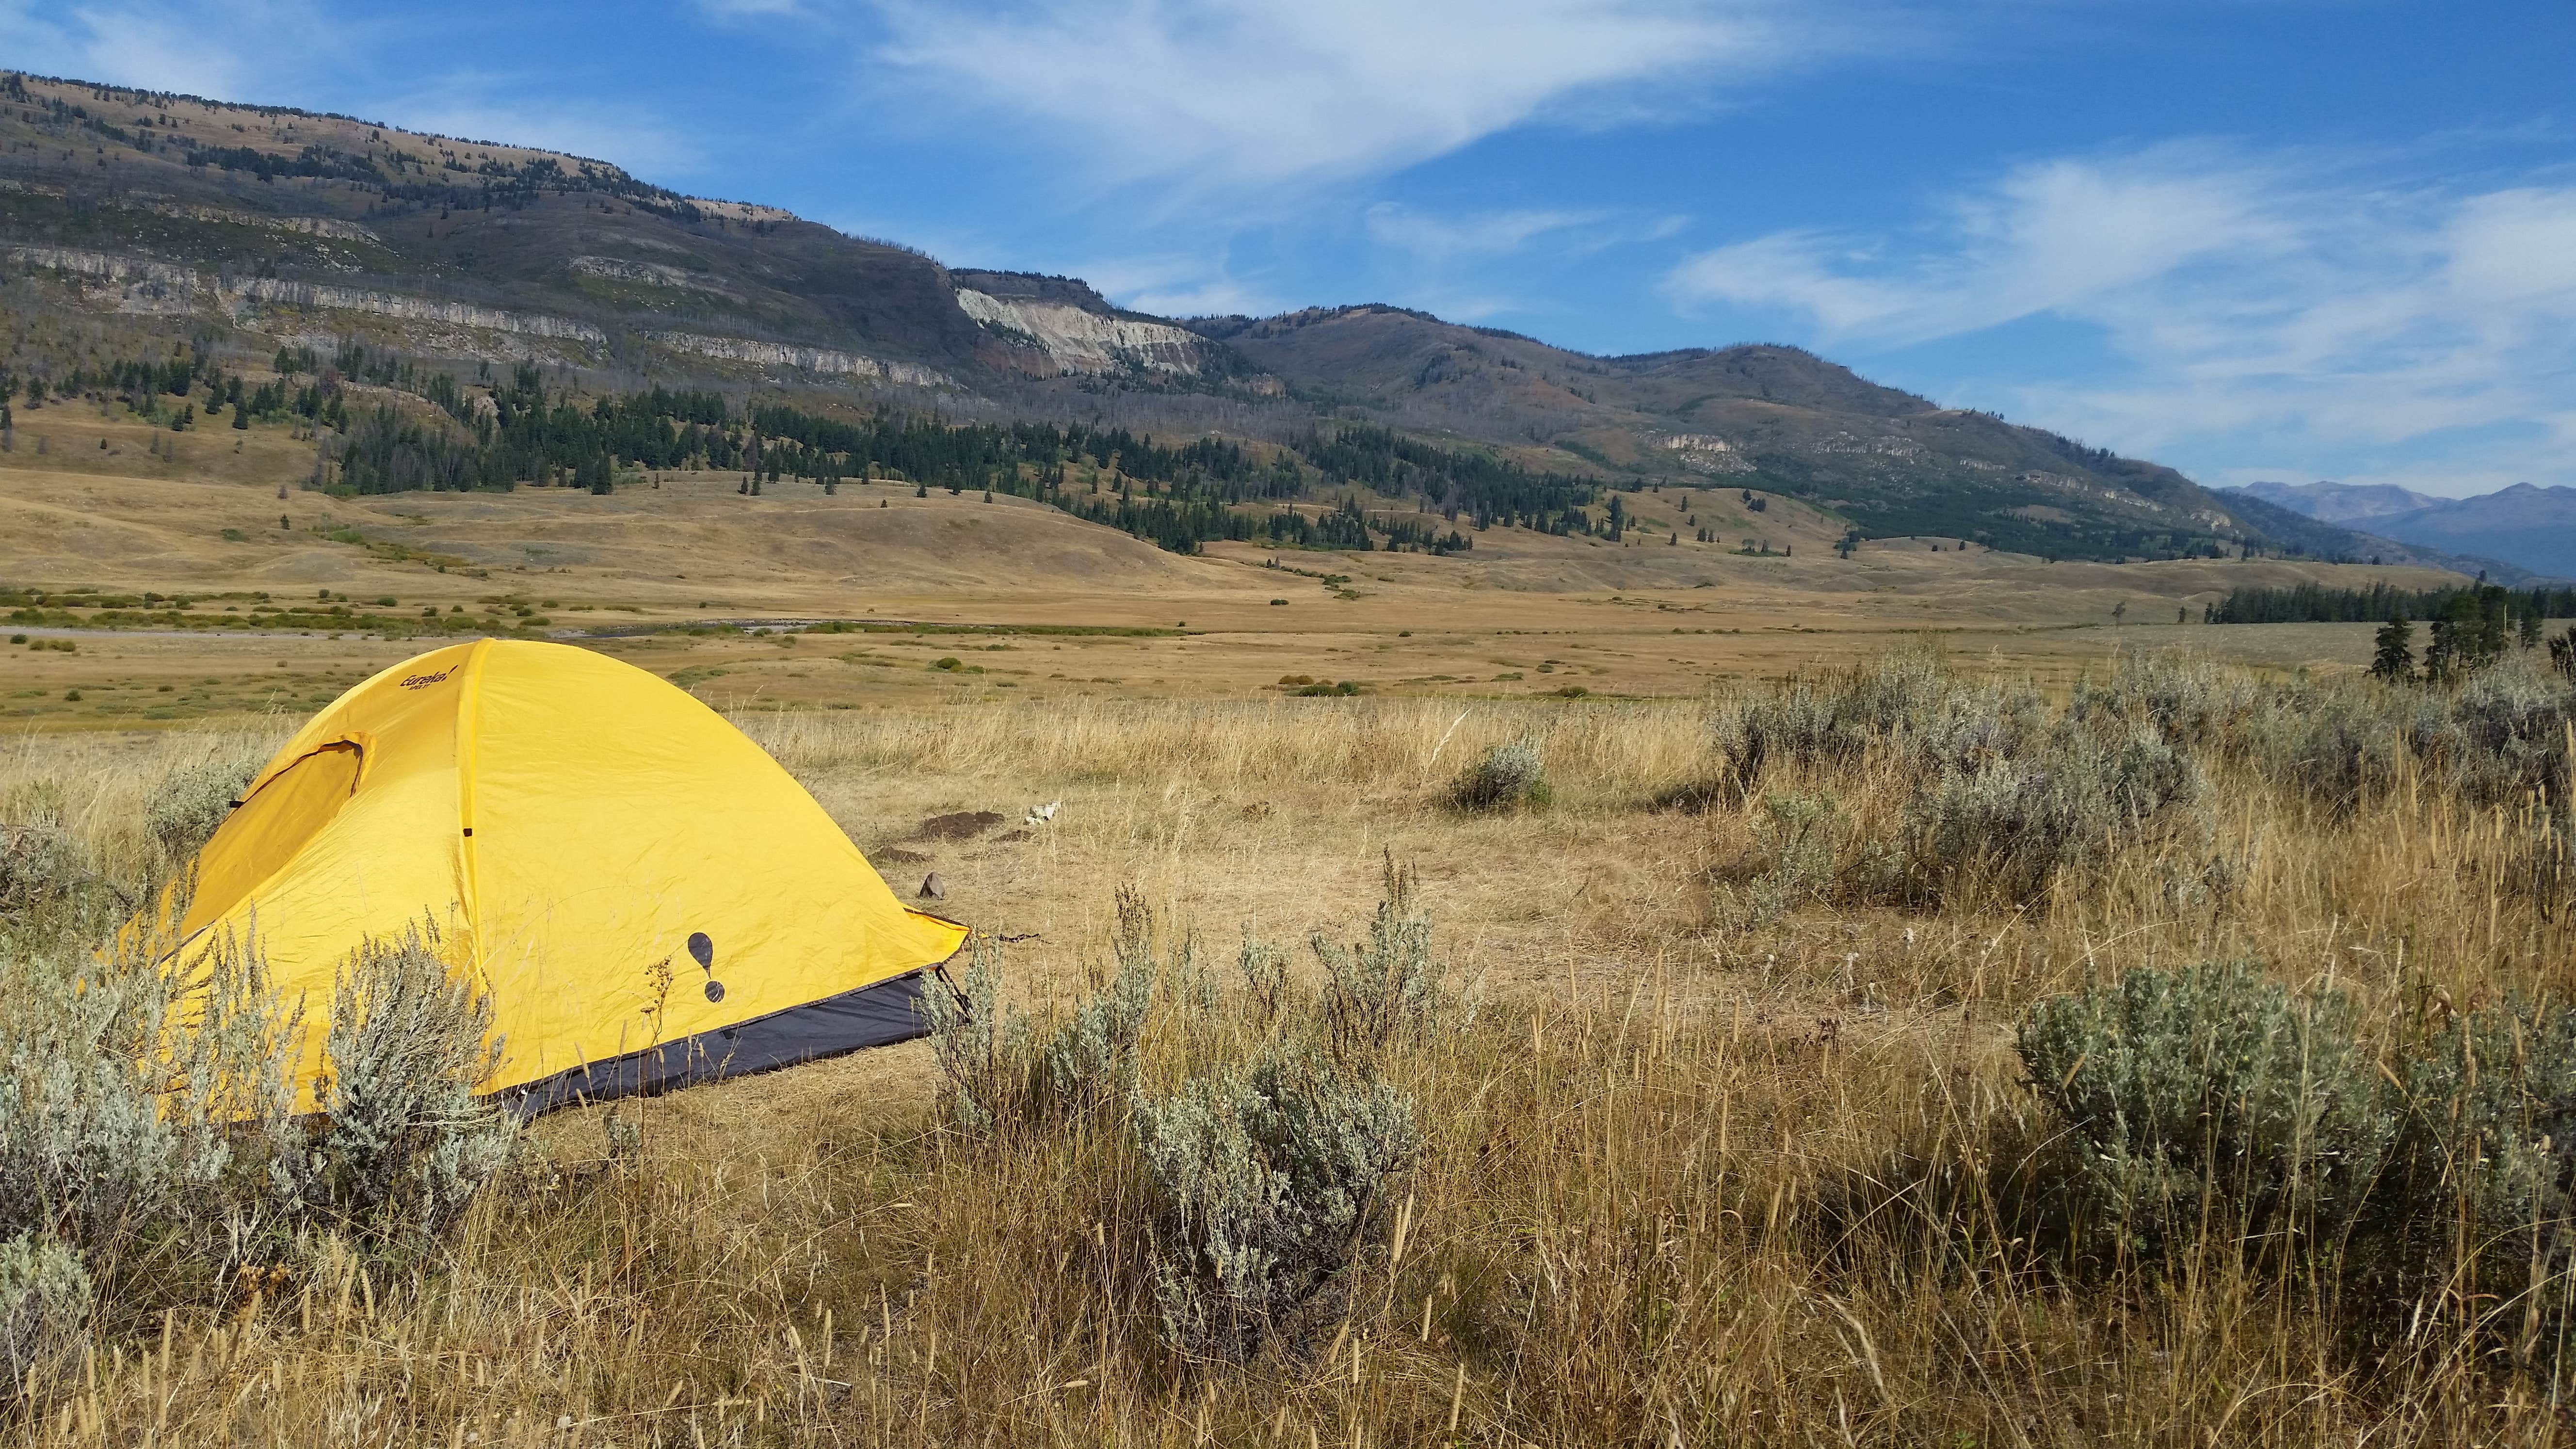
xmin=173 ymin=639 xmax=966 ymax=1104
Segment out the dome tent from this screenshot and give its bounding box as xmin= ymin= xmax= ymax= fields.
xmin=171 ymin=638 xmax=966 ymax=1114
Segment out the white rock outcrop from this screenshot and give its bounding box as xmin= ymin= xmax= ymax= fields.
xmin=647 ymin=331 xmax=948 ymax=387
xmin=1660 ymin=434 xmax=1755 ymax=475
xmin=954 ymin=289 xmax=1202 ymax=375
xmin=7 ymin=246 xmax=606 ymax=341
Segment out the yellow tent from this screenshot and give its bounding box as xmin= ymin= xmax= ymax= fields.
xmin=173 ymin=638 xmax=966 ymax=1113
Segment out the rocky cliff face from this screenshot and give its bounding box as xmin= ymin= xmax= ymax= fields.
xmin=954 ymin=288 xmax=1208 ymax=375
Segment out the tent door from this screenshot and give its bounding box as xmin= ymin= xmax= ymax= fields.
xmin=181 ymin=741 xmax=365 ymax=934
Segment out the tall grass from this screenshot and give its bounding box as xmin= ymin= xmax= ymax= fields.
xmin=5 ymin=649 xmax=2576 ymax=1444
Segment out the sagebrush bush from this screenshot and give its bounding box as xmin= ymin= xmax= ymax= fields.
xmin=2225 ymin=658 xmax=2576 ymax=815
xmin=1723 ymin=790 xmax=1892 ymax=926
xmin=295 ymin=923 xmax=513 ymax=1244
xmin=2238 ymin=678 xmax=2415 ymax=814
xmin=1451 ymin=737 xmax=1549 ymax=812
xmin=920 ymin=935 xmax=1037 ymax=1134
xmin=0 ymin=823 xmax=85 ymax=924
xmin=2019 ymin=961 xmax=2393 ymax=1256
xmin=1702 ymin=647 xmax=2043 ymax=802
xmin=2389 ymin=1000 xmax=2576 ymax=1357
xmin=144 ymin=756 xmax=260 ymax=865
xmin=0 ymin=911 xmax=513 ymax=1327
xmin=2075 ymin=651 xmax=2257 ymax=752
xmin=1904 ymin=724 xmax=2203 ymax=904
xmin=1135 ymin=1044 xmax=1420 ymax=1361
xmin=1043 ymin=888 xmax=1161 ymax=1115
xmin=1314 ymin=859 xmax=1457 ymax=1060
xmin=0 ymin=926 xmax=297 ymax=1284
xmin=1236 ymin=930 xmax=1289 ymax=1029
xmin=0 ymin=1233 xmax=89 ymax=1392
xmin=2443 ymin=661 xmax=2576 ymax=805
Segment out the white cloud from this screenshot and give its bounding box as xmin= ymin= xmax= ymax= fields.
xmin=0 ymin=0 xmax=347 ymax=100
xmin=1366 ymin=205 xmax=1607 ymax=260
xmin=1665 ymin=145 xmax=2297 ymax=344
xmin=861 ymin=0 xmax=1830 ymax=191
xmin=386 ymin=92 xmax=707 ymax=178
xmin=1363 ymin=202 xmax=1683 ymax=261
xmin=1665 ymin=145 xmax=2576 ymax=494
xmin=1069 ymin=252 xmax=1283 ymax=317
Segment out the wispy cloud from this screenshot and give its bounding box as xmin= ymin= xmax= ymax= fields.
xmin=1364 ymin=202 xmax=1683 ymax=261
xmin=385 ymin=89 xmax=708 ymax=177
xmin=1664 ymin=144 xmax=2299 ymax=344
xmin=0 ymin=0 xmax=350 ymax=100
xmin=1069 ymin=252 xmax=1284 ymax=318
xmin=1665 ymin=145 xmax=2576 ymax=493
xmin=859 ymin=0 xmax=1839 ymax=192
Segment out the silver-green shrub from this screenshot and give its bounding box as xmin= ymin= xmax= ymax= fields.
xmin=920 ymin=934 xmax=1038 ymax=1134
xmin=1703 ymin=648 xmax=2045 ymax=798
xmin=1044 ymin=889 xmax=1162 ymax=1115
xmin=2391 ymin=1000 xmax=2576 ymax=1356
xmin=0 ymin=824 xmax=83 ymax=922
xmin=1451 ymin=737 xmax=1549 ymax=812
xmin=1136 ymin=1045 xmax=1421 ymax=1360
xmin=0 ymin=1233 xmax=89 ymax=1391
xmin=1904 ymin=724 xmax=2202 ymax=904
xmin=2074 ymin=652 xmax=2257 ymax=753
xmin=290 ymin=923 xmax=513 ymax=1244
xmin=1237 ymin=931 xmax=1290 ymax=1029
xmin=0 ymin=927 xmax=296 ymax=1275
xmin=1314 ymin=861 xmax=1455 ymax=1061
xmin=2228 ymin=659 xmax=2576 ymax=814
xmin=2445 ymin=661 xmax=2576 ymax=805
xmin=1723 ymin=790 xmax=1896 ymax=926
xmin=2018 ymin=962 xmax=2393 ymax=1256
xmin=2238 ymin=678 xmax=2415 ymax=814
xmin=144 ymin=756 xmax=260 ymax=865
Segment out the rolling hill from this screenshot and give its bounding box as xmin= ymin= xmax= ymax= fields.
xmin=0 ymin=68 xmax=2498 ymax=573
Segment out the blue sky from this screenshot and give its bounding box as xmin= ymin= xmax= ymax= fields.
xmin=4 ymin=1 xmax=2570 ymax=497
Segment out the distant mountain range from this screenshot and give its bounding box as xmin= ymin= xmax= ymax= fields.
xmin=2232 ymin=482 xmax=2576 ymax=581
xmin=0 ymin=67 xmax=2510 ymax=574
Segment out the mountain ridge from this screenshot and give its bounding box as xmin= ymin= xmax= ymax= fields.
xmin=0 ymin=67 xmax=2506 ymax=575
xmin=2229 ymin=480 xmax=2575 ymax=580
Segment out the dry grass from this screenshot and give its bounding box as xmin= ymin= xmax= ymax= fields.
xmin=6 ymin=662 xmax=2576 ymax=1446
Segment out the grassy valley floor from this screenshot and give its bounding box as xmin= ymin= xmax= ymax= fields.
xmin=6 ymin=411 xmax=2569 ymax=1446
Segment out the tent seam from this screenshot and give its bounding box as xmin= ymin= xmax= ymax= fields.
xmin=456 ymin=638 xmax=493 ymax=989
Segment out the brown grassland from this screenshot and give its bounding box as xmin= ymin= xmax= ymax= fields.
xmin=5 ymin=411 xmax=2573 ymax=1447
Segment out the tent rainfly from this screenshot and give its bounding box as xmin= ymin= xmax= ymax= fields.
xmin=170 ymin=638 xmax=967 ymax=1113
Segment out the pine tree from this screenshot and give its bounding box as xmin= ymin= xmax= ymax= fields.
xmin=2371 ymin=612 xmax=2415 ymax=682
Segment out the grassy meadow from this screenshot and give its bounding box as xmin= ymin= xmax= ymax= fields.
xmin=7 ymin=647 xmax=2576 ymax=1447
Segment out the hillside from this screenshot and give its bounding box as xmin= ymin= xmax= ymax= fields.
xmin=1185 ymin=306 xmax=2471 ymax=563
xmin=0 ymin=68 xmax=2491 ymax=571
